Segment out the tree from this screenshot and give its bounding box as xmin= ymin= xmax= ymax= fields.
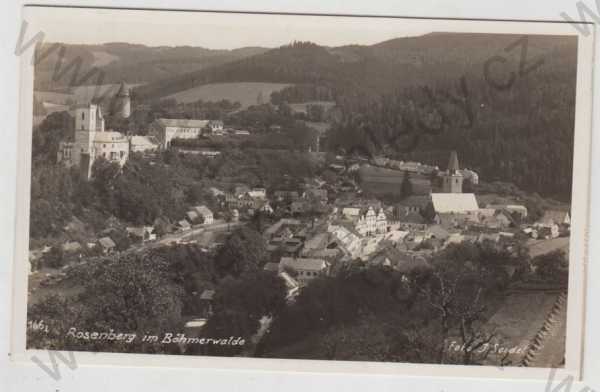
xmin=74 ymin=252 xmax=184 ymax=352
xmin=417 ymin=242 xmax=518 ymax=364
xmin=463 ymin=178 xmax=474 ymax=193
xmin=91 ymin=157 xmax=121 ymax=198
xmin=28 ymin=251 xmax=185 ymax=354
xmin=32 ymin=111 xmax=73 ymax=164
xmin=532 ymin=250 xmax=568 ymax=282
xmin=215 ymin=227 xmax=268 ymax=277
xmin=27 ymin=294 xmax=82 ymax=350
xmin=401 ymin=171 xmax=413 ymax=199
xmin=43 ymin=246 xmax=65 ymax=269
xmin=191 ymin=271 xmax=286 ymax=357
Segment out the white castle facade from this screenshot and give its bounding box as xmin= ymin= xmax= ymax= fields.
xmin=57 ymin=104 xmax=130 ymax=179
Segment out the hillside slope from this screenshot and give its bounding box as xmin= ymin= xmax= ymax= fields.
xmin=33 ymin=42 xmax=269 ymax=90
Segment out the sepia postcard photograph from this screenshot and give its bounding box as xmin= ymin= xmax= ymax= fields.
xmin=10 ymin=5 xmax=594 ymax=380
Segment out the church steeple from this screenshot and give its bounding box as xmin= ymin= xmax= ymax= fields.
xmin=447 ymin=150 xmax=460 ymax=174
xmin=442 ymin=150 xmax=463 ymax=193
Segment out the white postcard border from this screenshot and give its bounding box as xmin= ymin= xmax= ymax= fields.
xmin=9 ymin=6 xmax=596 ymax=382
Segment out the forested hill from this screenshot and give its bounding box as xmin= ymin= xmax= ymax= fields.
xmin=33 ymin=42 xmax=268 ymax=91
xmin=132 ymin=33 xmax=578 ymax=201
xmin=133 ymin=33 xmax=576 ymax=102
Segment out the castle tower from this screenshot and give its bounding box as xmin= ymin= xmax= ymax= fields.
xmin=442 ymin=150 xmax=463 ymax=193
xmin=114 ymin=81 xmax=131 ymax=119
xmin=73 ymin=104 xmax=103 ymax=179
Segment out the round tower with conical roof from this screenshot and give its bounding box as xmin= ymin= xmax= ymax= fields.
xmin=114 ymin=81 xmax=131 ymax=119
xmin=442 ymin=150 xmax=463 ymax=193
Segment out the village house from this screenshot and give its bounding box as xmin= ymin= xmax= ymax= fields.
xmin=369 ymin=246 xmax=431 ymax=275
xmin=538 ymin=210 xmax=571 ymax=226
xmin=263 ymin=219 xmax=302 ymax=239
xmin=186 ymin=210 xmax=200 ymax=224
xmin=193 ymin=205 xmax=214 ymax=225
xmin=226 ymin=187 xmax=268 ymax=210
xmin=327 ymin=223 xmax=363 ymax=259
xmin=177 ymin=220 xmax=192 ymax=232
xmin=536 ymin=225 xmax=560 ymax=239
xmin=486 ymin=204 xmax=528 ymax=219
xmin=274 ymin=190 xmax=300 ymax=202
xmin=301 ymin=233 xmax=331 ymax=255
xmin=97 ymin=237 xmax=116 ymax=254
xmin=395 ymin=195 xmax=431 ymax=216
xmin=303 ymin=248 xmax=342 ymax=263
xmin=207 ymin=120 xmax=224 ymax=134
xmin=129 ymin=135 xmax=159 ymax=153
xmin=126 ymin=226 xmax=156 ymax=243
xmin=62 ymin=241 xmax=83 ymax=255
xmin=338 ymin=205 xmax=388 ymax=236
xmin=199 ymin=289 xmax=215 ymax=317
xmin=279 ymin=257 xmax=329 ymax=285
xmin=303 ymin=188 xmax=328 ymax=203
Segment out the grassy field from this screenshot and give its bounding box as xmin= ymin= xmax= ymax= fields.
xmin=90 ymin=50 xmax=120 ymax=67
xmin=164 ymin=82 xmax=292 ymax=108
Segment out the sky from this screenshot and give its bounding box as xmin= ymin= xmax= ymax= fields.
xmin=24 ymin=6 xmax=434 ymax=49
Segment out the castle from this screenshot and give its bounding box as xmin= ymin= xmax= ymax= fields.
xmin=57 ymin=83 xmax=155 ymax=179
xmin=57 ymin=103 xmax=130 ymax=179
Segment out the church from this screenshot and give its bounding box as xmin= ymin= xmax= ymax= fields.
xmin=430 ymin=150 xmax=479 ymax=214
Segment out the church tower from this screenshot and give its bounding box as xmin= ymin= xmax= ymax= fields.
xmin=442 ymin=150 xmax=463 ymax=193
xmin=114 ymin=81 xmax=131 ymax=119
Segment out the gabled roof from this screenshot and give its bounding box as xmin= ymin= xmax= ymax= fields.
xmin=200 ymin=289 xmax=215 ymax=300
xmin=280 ymin=257 xmax=328 ymax=272
xmin=98 ymin=237 xmax=116 ymax=249
xmin=186 ymin=211 xmax=199 ymax=221
xmin=431 ymin=193 xmax=479 ymax=213
xmin=370 ymin=247 xmax=431 ymax=273
xmin=194 ymin=205 xmax=213 ymax=216
xmin=130 ymin=135 xmax=159 ymax=147
xmin=62 ymin=241 xmax=82 ymax=252
xmin=539 ymin=210 xmax=570 ymax=225
xmin=427 ymin=225 xmax=450 ymax=239
xmin=93 ymin=131 xmax=127 ymax=143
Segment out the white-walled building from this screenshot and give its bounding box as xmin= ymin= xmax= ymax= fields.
xmin=193 ymin=205 xmax=214 ymax=225
xmin=57 ymin=103 xmax=129 ymax=179
xmin=355 ymin=206 xmax=388 ymax=236
xmin=150 ymin=118 xmax=212 ymax=148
